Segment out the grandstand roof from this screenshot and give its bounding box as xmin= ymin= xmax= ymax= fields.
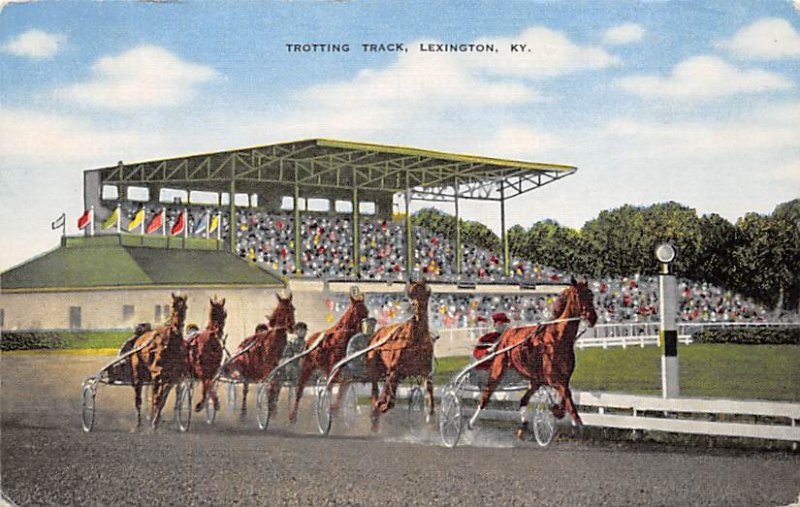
xmin=94 ymin=138 xmax=577 ymax=202
xmin=0 ymin=237 xmax=284 ymax=292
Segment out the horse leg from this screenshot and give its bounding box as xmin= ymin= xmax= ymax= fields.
xmin=377 ymin=370 xmax=399 ymax=414
xmin=151 ymin=379 xmax=167 ymax=429
xmin=556 ymin=383 xmax=583 ymax=428
xmin=330 ymin=376 xmax=350 ymax=415
xmin=469 ymin=355 xmax=505 ymax=430
xmin=369 ymin=381 xmax=381 ymax=433
xmin=289 ymin=361 xmax=313 ymax=424
xmin=133 ymin=380 xmax=143 ymax=429
xmin=267 ymin=378 xmax=280 ymax=416
xmin=424 ymin=375 xmax=435 ymax=424
xmin=209 ymin=378 xmax=220 ymax=411
xmin=240 ymin=382 xmax=249 ymax=420
xmin=195 ymin=378 xmax=209 ymax=413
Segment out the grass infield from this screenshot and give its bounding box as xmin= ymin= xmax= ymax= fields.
xmin=434 ymin=344 xmax=800 ymax=402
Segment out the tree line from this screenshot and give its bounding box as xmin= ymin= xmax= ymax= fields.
xmin=412 ymin=199 xmax=800 ymax=311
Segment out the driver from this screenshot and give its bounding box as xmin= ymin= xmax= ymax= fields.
xmin=345 ymin=317 xmax=377 ymax=376
xmin=472 ymin=312 xmax=511 ymax=370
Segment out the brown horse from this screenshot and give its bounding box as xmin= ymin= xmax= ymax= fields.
xmin=364 ymin=279 xmax=435 ymax=432
xmin=287 ymin=292 xmax=369 ymax=424
xmin=130 ymin=293 xmax=190 ymax=429
xmin=470 ymin=278 xmax=598 ymax=438
xmin=186 ymin=297 xmax=226 ymax=413
xmin=224 ymin=292 xmax=295 ymax=419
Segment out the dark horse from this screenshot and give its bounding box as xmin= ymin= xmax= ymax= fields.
xmin=364 ymin=279 xmax=435 ymax=432
xmin=471 ymin=278 xmax=597 ymax=438
xmin=130 ymin=293 xmax=190 ymax=429
xmin=287 ymin=291 xmax=369 ymax=424
xmin=186 ymin=297 xmax=226 ymax=413
xmin=224 ymin=292 xmax=295 ymax=419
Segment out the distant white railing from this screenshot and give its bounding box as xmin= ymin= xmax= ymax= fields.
xmin=433 ymin=321 xmax=799 ymax=356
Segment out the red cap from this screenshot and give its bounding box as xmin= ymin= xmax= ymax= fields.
xmin=491 ymin=312 xmax=510 ymax=324
xmin=476 ymin=316 xmax=488 ymax=323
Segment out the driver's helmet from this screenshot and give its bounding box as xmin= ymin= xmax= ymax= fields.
xmin=360 ymin=317 xmax=377 ymax=336
xmin=293 ymin=322 xmax=308 ymax=340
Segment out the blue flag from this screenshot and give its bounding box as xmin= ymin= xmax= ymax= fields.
xmin=194 ymin=211 xmax=209 ymax=235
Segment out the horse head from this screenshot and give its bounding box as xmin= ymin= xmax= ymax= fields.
xmin=269 ymin=291 xmax=296 ymax=330
xmin=346 ymin=286 xmax=370 ymax=329
xmin=406 ymin=278 xmax=431 ymax=303
xmin=169 ymin=292 xmax=189 ymax=329
xmin=569 ymin=277 xmax=598 ymax=327
xmin=208 ymin=296 xmax=227 ymax=332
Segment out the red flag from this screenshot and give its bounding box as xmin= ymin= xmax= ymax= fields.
xmin=145 ymin=210 xmax=163 ymax=234
xmin=170 ymin=211 xmax=185 ymax=236
xmin=77 ymin=209 xmax=92 ymax=230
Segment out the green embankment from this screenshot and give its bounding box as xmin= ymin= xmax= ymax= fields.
xmin=435 ymin=344 xmax=800 ymax=402
xmin=1 ymin=331 xmax=130 ymax=351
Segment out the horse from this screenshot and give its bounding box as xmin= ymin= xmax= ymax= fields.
xmin=364 ymin=279 xmax=435 ymax=432
xmin=223 ymin=292 xmax=295 ymax=419
xmin=470 ymin=277 xmax=598 ymax=439
xmin=186 ymin=297 xmax=226 ymax=413
xmin=287 ymin=291 xmax=369 ymax=425
xmin=130 ymin=293 xmax=190 ymax=429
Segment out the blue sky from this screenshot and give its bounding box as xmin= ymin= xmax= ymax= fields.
xmin=1 ymin=1 xmax=799 ymax=270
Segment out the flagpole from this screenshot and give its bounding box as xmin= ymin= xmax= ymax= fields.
xmin=217 ymin=211 xmax=221 ymax=241
xmin=184 ymin=208 xmax=188 ymax=238
xmin=141 ymin=208 xmax=145 ymax=236
xmin=161 ymin=209 xmax=166 ymax=236
xmin=204 ymin=209 xmax=209 ymax=239
xmin=61 ymin=213 xmax=66 ymax=238
xmin=116 ymin=204 xmax=121 ymax=235
xmin=89 ymin=206 xmax=95 ymax=237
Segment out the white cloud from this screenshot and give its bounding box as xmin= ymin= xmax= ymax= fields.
xmin=602 ymin=24 xmax=645 ymax=45
xmin=482 ymin=125 xmax=561 ymax=159
xmin=55 ymin=45 xmax=217 ymax=110
xmin=2 ymin=29 xmax=64 ymax=59
xmin=469 ymin=27 xmax=619 ymax=78
xmin=718 ymin=17 xmax=800 ymax=60
xmin=616 ymin=55 xmax=793 ymax=101
xmin=771 ymin=160 xmax=800 ymax=181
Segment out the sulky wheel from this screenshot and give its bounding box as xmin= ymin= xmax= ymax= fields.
xmin=175 ymin=381 xmax=193 ymax=432
xmin=316 ymin=382 xmax=333 ymax=435
xmin=227 ymin=382 xmax=237 ymax=414
xmin=80 ymin=382 xmax=97 ymax=433
xmin=439 ymin=386 xmax=463 ymax=448
xmin=255 ymin=383 xmax=271 ymax=431
xmin=531 ymin=386 xmax=557 ymax=447
xmin=407 ymin=385 xmax=425 ymax=431
xmin=341 ymin=384 xmax=358 ymax=429
xmin=205 ymin=395 xmax=217 ymax=425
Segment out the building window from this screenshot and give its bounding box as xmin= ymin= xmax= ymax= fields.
xmin=123 ymin=305 xmax=135 ymax=321
xmin=69 ymin=307 xmax=82 ymax=329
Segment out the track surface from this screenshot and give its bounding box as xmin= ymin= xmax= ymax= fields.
xmin=2 ymin=355 xmax=799 ymax=506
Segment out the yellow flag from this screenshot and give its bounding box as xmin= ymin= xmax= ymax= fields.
xmin=127 ymin=209 xmax=144 ymax=231
xmin=209 ymin=214 xmax=220 ymax=233
xmin=101 ymin=207 xmax=119 ymax=229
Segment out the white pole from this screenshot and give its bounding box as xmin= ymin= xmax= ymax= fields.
xmin=184 ymin=208 xmax=188 ymax=238
xmin=161 ymin=209 xmax=166 ymax=236
xmin=141 ymin=209 xmax=145 ymax=235
xmin=89 ymin=206 xmax=95 ymax=237
xmin=205 ymin=209 xmax=210 ymax=239
xmin=660 ymin=265 xmax=680 ymax=398
xmin=116 ymin=204 xmax=121 ymax=234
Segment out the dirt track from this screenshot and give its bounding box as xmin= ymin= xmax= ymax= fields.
xmin=2 ymin=354 xmax=799 ymax=506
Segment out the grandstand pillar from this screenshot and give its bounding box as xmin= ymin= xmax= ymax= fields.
xmin=294 ymin=181 xmax=301 ymax=275
xmin=353 ymin=186 xmax=360 ymax=278
xmin=405 ymin=183 xmax=414 ymax=277
xmin=229 ymin=158 xmax=237 ymax=254
xmin=500 ymin=182 xmax=509 ymax=277
xmin=454 ymin=184 xmax=462 ymax=278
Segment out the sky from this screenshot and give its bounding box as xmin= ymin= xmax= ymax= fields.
xmin=1 ymin=0 xmax=799 ymax=271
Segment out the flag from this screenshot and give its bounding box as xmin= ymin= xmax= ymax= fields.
xmin=77 ymin=209 xmax=92 ymax=230
xmin=170 ymin=211 xmax=185 ymax=236
xmin=101 ymin=207 xmax=119 ymax=230
xmin=128 ymin=208 xmax=145 ymax=232
xmin=209 ymin=213 xmax=220 ymax=233
xmin=51 ymin=213 xmax=65 ymax=230
xmin=145 ymin=210 xmax=163 ymax=234
xmin=194 ymin=211 xmax=208 ymax=235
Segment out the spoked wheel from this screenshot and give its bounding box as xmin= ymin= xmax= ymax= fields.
xmin=315 ymin=376 xmax=333 ymax=435
xmin=80 ymin=382 xmax=97 ymax=433
xmin=531 ymin=387 xmax=557 ymax=447
xmin=341 ymin=384 xmax=358 ymax=429
xmin=255 ymin=383 xmax=271 ymax=431
xmin=407 ymin=385 xmax=425 ymax=430
xmin=227 ymin=382 xmax=238 ymax=414
xmin=439 ymin=386 xmax=463 ymax=448
xmin=175 ymin=381 xmax=193 ymax=432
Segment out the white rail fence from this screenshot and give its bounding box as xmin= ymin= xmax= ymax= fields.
xmin=390 ymin=386 xmax=800 ymax=445
xmin=434 ymin=321 xmax=799 ymax=356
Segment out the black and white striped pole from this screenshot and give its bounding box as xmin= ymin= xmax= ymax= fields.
xmin=657 ymin=243 xmax=679 ymax=398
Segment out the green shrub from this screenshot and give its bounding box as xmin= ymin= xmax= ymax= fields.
xmin=1 ymin=332 xmax=70 ymax=351
xmin=691 ymin=326 xmax=800 ymax=345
